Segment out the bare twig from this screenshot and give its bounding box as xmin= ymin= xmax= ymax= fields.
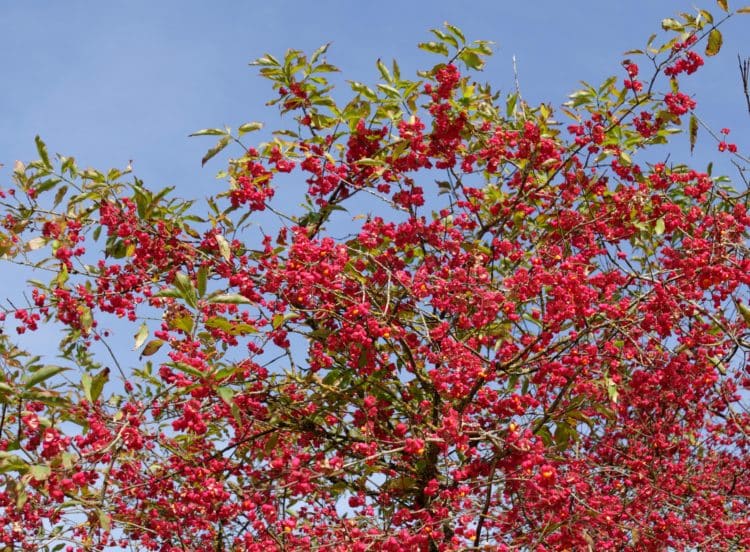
xmin=739 ymin=55 xmax=750 ymax=115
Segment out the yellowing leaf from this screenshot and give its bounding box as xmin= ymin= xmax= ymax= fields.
xmin=689 ymin=115 xmax=698 ymax=154
xmin=35 ymin=135 xmax=52 ymax=170
xmin=716 ymin=0 xmax=729 ymax=11
xmin=141 ymin=339 xmax=166 ymax=357
xmin=26 ymin=237 xmax=46 ymax=251
xmin=238 ymin=122 xmax=263 ymax=136
xmin=705 ymin=28 xmax=723 ymax=56
xmin=661 ymin=18 xmax=683 ymax=30
xmin=189 ymin=128 xmax=226 ymax=137
xmin=29 ymin=464 xmax=51 ymax=481
xmin=201 ymin=136 xmax=231 ymax=167
xmin=737 ymin=301 xmax=750 ymax=324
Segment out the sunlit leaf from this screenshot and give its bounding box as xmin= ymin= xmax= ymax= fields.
xmin=141 ymin=339 xmax=166 ymax=357
xmin=133 ymin=323 xmax=149 ymax=350
xmin=238 ymin=122 xmax=263 ymax=136
xmin=201 ymin=136 xmax=232 ymax=167
xmin=689 ymin=114 xmax=698 ymax=153
xmin=35 ymin=136 xmax=52 ymax=170
xmin=705 ymin=28 xmax=722 ymax=56
xmin=215 ymin=234 xmax=231 ymax=261
xmin=208 ymin=293 xmax=254 ymax=304
xmin=189 ymin=128 xmax=227 ymax=137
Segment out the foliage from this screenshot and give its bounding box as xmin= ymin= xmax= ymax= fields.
xmin=1 ymin=3 xmax=750 ymax=551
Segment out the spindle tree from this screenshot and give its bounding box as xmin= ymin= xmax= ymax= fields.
xmin=1 ymin=3 xmax=750 ymax=550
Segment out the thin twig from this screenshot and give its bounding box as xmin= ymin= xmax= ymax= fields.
xmin=739 ymin=55 xmax=750 ymax=115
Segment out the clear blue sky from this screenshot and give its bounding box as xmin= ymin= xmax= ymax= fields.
xmin=2 ymin=0 xmax=746 ymax=193
xmin=0 ymin=1 xmax=746 ymax=360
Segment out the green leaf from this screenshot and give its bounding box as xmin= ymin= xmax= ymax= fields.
xmin=238 ymin=122 xmax=263 ymax=136
xmin=99 ymin=511 xmax=112 ymax=532
xmin=24 ymin=365 xmax=68 ymax=389
xmin=170 ymin=362 xmax=204 ymax=378
xmin=204 ymin=317 xmax=257 ymax=335
xmin=189 ymin=128 xmax=227 ymax=137
xmin=444 ymin=23 xmax=465 ymax=44
xmin=271 ymin=313 xmax=299 ymax=330
xmin=737 ymin=301 xmax=750 ymax=324
xmin=209 ymin=293 xmax=254 ymax=304
xmin=705 ymin=28 xmax=723 ymax=56
xmin=173 ymin=272 xmax=197 ymax=308
xmin=310 ymin=42 xmax=331 ymax=64
xmin=654 ymin=218 xmax=666 ymax=235
xmin=170 ymin=314 xmax=194 ymax=334
xmin=605 ymin=376 xmax=619 ymax=403
xmin=81 ymin=372 xmax=92 ymax=402
xmin=35 ymin=136 xmax=52 ymax=170
xmin=689 ymin=114 xmax=698 ymax=153
xmin=89 ymin=369 xmax=109 ymax=402
xmin=554 ymin=422 xmax=576 ymax=450
xmin=217 ymin=386 xmax=234 ymax=405
xmin=377 ymin=58 xmax=392 ymax=83
xmin=197 ymin=266 xmax=208 ymax=298
xmin=141 ymin=339 xmax=166 ymax=357
xmin=385 ymin=476 xmax=417 ymax=491
xmin=349 ymin=81 xmax=378 ymax=100
xmin=459 ymin=50 xmax=484 ymax=70
xmin=153 ymin=288 xmax=182 ymax=299
xmin=133 ymin=323 xmax=149 ymax=350
xmin=201 ymin=136 xmax=232 ymax=167
xmin=251 ymin=53 xmax=280 ymax=66
xmin=80 ymin=307 xmax=93 ymax=332
xmin=29 ymin=464 xmax=51 ymax=481
xmin=709 ymin=355 xmax=727 ymax=375
xmin=418 ymin=41 xmax=449 ymax=56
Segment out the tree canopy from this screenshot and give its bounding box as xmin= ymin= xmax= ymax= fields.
xmin=1 ymin=3 xmax=750 ymax=551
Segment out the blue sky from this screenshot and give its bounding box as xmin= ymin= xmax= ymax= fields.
xmin=2 ymin=0 xmax=746 ymax=192
xmin=0 ymin=1 xmax=747 ymax=360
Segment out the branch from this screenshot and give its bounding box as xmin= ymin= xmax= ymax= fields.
xmin=739 ymin=55 xmax=750 ymax=115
